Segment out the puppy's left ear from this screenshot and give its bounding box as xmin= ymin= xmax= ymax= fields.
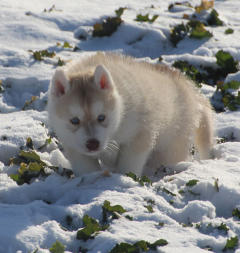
xmin=94 ymin=65 xmax=114 ymax=91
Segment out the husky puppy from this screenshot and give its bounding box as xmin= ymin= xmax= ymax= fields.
xmin=48 ymin=53 xmax=214 ymax=176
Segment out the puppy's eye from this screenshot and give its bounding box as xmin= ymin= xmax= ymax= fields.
xmin=97 ymin=114 xmax=105 ymax=123
xmin=70 ymin=117 xmax=80 ymax=125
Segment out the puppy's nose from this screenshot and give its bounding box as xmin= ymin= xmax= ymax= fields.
xmin=86 ymin=138 xmax=100 ymax=151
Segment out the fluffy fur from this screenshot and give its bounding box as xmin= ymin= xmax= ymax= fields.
xmin=48 ymin=52 xmax=214 ymax=176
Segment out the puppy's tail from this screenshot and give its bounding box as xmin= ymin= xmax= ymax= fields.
xmin=195 ymin=103 xmax=214 ymax=159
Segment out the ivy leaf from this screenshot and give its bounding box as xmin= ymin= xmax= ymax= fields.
xmin=62 ymin=41 xmax=73 ymax=48
xmin=215 ymin=50 xmax=238 ymax=75
xmin=115 ymin=7 xmax=127 ymax=18
xmin=77 ymin=215 xmax=108 ymax=241
xmin=223 ymin=236 xmax=238 ymax=251
xmin=225 ymin=28 xmax=234 ymax=35
xmin=102 ymin=200 xmax=126 ymax=223
xmin=149 ymin=239 xmax=168 ymax=249
xmin=49 ymin=240 xmax=65 ymax=253
xmin=26 ymin=137 xmax=34 ymax=149
xmin=232 ymin=208 xmax=240 ymax=219
xmin=186 ymin=179 xmax=199 ymax=187
xmin=217 ymin=223 xmax=229 ymax=233
xmin=93 ymin=17 xmax=122 ymax=37
xmin=135 ymin=14 xmax=158 ymax=23
xmin=189 ymin=21 xmax=212 ymax=39
xmin=207 ymin=9 xmax=223 ymax=26
xmin=125 ymin=172 xmax=152 ymax=186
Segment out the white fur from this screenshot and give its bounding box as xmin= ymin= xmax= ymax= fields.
xmin=48 ymin=53 xmax=214 ymax=176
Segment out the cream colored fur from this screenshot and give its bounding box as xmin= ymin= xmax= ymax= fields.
xmin=48 ymin=52 xmax=214 ymax=176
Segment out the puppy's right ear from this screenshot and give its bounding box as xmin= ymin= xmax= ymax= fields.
xmin=51 ymin=68 xmax=69 ymax=97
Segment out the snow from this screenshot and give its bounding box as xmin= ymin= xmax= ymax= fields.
xmin=0 ymin=0 xmax=240 ymax=252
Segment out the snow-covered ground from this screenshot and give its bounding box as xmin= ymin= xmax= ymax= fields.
xmin=0 ymin=0 xmax=240 ymax=252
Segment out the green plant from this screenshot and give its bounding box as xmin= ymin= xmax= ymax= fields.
xmin=135 ymin=14 xmax=158 ymax=23
xmin=110 ymin=239 xmax=168 ymax=253
xmin=126 ymin=172 xmax=152 ymax=186
xmin=223 ymin=236 xmax=238 ymax=251
xmin=225 ymin=28 xmax=234 ymax=35
xmin=215 ymin=50 xmax=238 ymax=75
xmin=102 ymin=200 xmax=126 ymax=223
xmin=186 ymin=179 xmax=199 ymax=187
xmin=207 ymin=9 xmax=223 ymax=26
xmin=76 ymin=215 xmax=108 ymax=241
xmin=49 ymin=240 xmax=65 ymax=253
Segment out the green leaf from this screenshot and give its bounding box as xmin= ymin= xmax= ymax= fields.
xmin=19 ymin=150 xmax=41 ymax=163
xmin=102 ymin=200 xmax=126 ymax=223
xmin=57 ymin=58 xmax=65 ymax=66
xmin=217 ymin=223 xmax=229 ymax=233
xmin=149 ymin=239 xmax=168 ymax=248
xmin=186 ymin=179 xmax=199 ymax=187
xmin=163 ymin=187 xmax=176 ymax=196
xmin=28 ymin=162 xmax=44 ymax=172
xmin=10 ymin=174 xmax=24 ymax=185
xmin=115 ymin=7 xmax=127 ymax=18
xmin=133 ymin=240 xmax=148 ymax=251
xmin=26 ymin=137 xmax=34 ymax=149
xmin=93 ymin=17 xmax=122 ymax=37
xmin=145 ymin=205 xmax=154 ymax=213
xmin=223 ymin=236 xmax=238 ymax=251
xmin=172 ymin=60 xmax=204 ymax=87
xmin=170 ymin=23 xmax=189 ymax=47
xmin=125 ymin=215 xmax=133 ymax=221
xmin=232 ymin=208 xmax=240 ymax=219
xmin=62 ymin=41 xmax=73 ymax=48
xmin=135 ymin=14 xmax=158 ymax=23
xmin=126 ymin=172 xmax=138 ymax=182
xmin=125 ymin=172 xmax=152 ymax=186
xmin=110 ymin=239 xmax=168 ymax=253
xmin=189 ymin=21 xmax=212 ymax=39
xmin=221 ymin=81 xmax=240 ymax=92
xmin=49 ymin=240 xmax=65 ymax=253
xmin=77 ymin=215 xmax=108 ymax=241
xmin=109 ymin=242 xmax=138 ymax=253
xmin=215 ymin=50 xmax=238 ymax=75
xmin=32 ymin=49 xmax=56 ymax=61
xmin=225 ymin=28 xmax=234 ymax=35
xmin=207 ymin=9 xmax=223 ymax=26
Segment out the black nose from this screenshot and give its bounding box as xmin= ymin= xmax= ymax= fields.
xmin=86 ymin=138 xmax=100 ymax=151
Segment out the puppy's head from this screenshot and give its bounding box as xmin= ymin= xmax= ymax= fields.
xmin=48 ymin=64 xmax=123 ymax=156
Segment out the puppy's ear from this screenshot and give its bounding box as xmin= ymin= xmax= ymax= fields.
xmin=51 ymin=68 xmax=70 ymax=97
xmin=94 ymin=65 xmax=114 ymax=91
